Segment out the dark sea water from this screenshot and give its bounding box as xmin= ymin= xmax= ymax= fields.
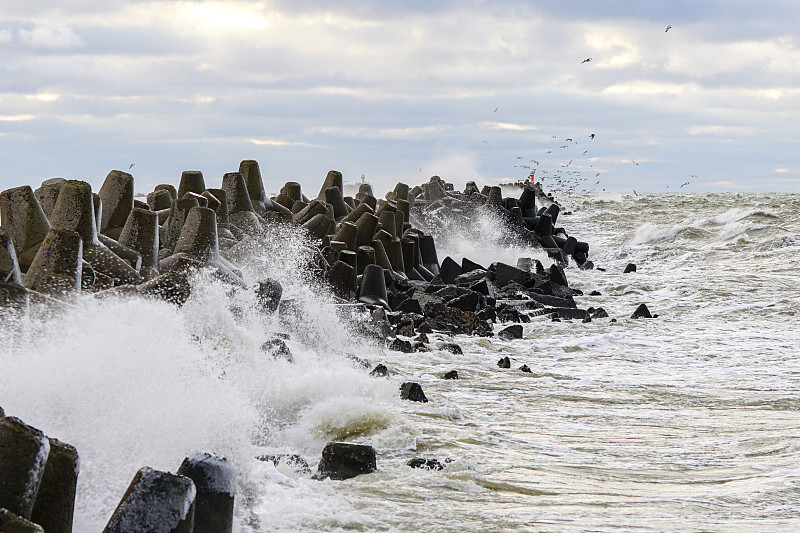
xmin=1 ymin=192 xmax=799 ymax=532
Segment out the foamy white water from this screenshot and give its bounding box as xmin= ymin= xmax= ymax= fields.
xmin=2 ymin=192 xmax=799 ymax=531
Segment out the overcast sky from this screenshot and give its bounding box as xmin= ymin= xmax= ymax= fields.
xmin=1 ymin=0 xmax=799 ymax=195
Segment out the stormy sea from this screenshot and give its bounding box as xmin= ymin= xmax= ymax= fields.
xmin=1 ymin=191 xmax=799 ymax=532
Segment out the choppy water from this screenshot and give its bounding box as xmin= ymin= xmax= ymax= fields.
xmin=2 ymin=192 xmax=799 ymax=532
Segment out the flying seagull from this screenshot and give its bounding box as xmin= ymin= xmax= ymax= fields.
xmin=680 ymin=181 xmax=690 ymax=188
xmin=581 ymin=58 xmax=592 ymax=64
xmin=589 ymin=133 xmax=595 ymax=139
xmin=494 ymin=107 xmax=498 ymax=113
xmin=665 ymin=25 xmax=672 ymax=32
xmin=129 ymin=163 xmax=135 ymax=169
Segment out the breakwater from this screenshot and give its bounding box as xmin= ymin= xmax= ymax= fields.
xmin=0 ymin=162 xmax=657 ymax=531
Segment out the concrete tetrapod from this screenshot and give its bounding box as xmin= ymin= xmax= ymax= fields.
xmin=0 ymin=227 xmax=23 ymax=285
xmin=177 ymin=170 xmax=206 ymax=199
xmin=238 ymin=160 xmax=293 ymax=220
xmin=23 ymin=229 xmax=82 ymax=296
xmin=0 ymin=417 xmax=51 ymax=520
xmin=102 ymin=467 xmax=195 ymax=533
xmin=29 ymin=438 xmax=79 ymax=533
xmin=147 ymin=189 xmax=173 ymax=211
xmin=49 ymin=180 xmax=142 ymax=287
xmin=162 ymin=198 xmax=200 ymax=252
xmin=316 ymin=170 xmax=343 ymax=200
xmin=358 ymin=264 xmax=390 ymax=311
xmin=161 ymin=206 xmax=244 ymax=287
xmin=354 ymin=212 xmax=379 ymax=248
xmin=118 ymin=208 xmax=160 ymax=280
xmin=222 ymin=172 xmax=262 ymax=236
xmin=98 ymin=170 xmax=134 ymax=239
xmin=324 ymin=186 xmax=350 ymax=219
xmin=0 ymin=509 xmax=44 ymax=533
xmin=176 ymin=452 xmax=235 ymax=533
xmin=0 ymin=185 xmax=51 ymax=273
xmin=33 ymin=177 xmax=65 ymax=218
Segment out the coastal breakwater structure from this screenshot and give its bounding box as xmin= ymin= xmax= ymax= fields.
xmin=0 ymin=161 xmax=638 ymax=530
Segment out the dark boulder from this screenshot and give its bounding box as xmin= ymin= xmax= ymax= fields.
xmin=631 ymin=303 xmax=656 ymax=319
xmin=254 ymin=278 xmax=283 ymax=313
xmin=440 ymin=343 xmax=463 ymax=355
xmin=443 ymin=370 xmax=459 ymax=380
xmin=493 ymin=262 xmax=531 ymax=287
xmin=313 ymin=442 xmax=377 ymax=480
xmin=260 ymin=338 xmax=294 ymax=362
xmin=369 ymin=364 xmax=389 ymax=377
xmin=519 ymin=364 xmax=532 ymax=373
xmin=395 ymin=297 xmax=423 ymax=315
xmin=460 ymin=257 xmax=485 ymax=273
xmin=400 ymin=382 xmax=428 ymax=402
xmin=623 ymin=263 xmax=637 ymax=273
xmin=388 ymin=338 xmax=414 ymax=353
xmin=439 ymin=256 xmax=462 ymax=285
xmin=497 ymin=324 xmax=523 ymax=340
xmin=497 ymin=356 xmax=511 ymax=368
xmin=447 ymin=290 xmax=481 ymax=312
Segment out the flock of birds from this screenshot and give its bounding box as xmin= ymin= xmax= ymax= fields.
xmin=490 ymin=23 xmax=697 ymax=196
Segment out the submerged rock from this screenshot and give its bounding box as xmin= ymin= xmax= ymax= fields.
xmin=407 ymin=458 xmax=446 ymax=470
xmin=256 ymin=454 xmax=311 ymax=474
xmin=497 ymin=356 xmax=511 ymax=368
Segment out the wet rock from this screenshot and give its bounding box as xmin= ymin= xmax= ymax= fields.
xmin=413 ymin=332 xmax=429 ymax=343
xmin=447 ymin=290 xmax=481 ymax=312
xmin=623 ymin=263 xmax=637 ymax=273
xmin=519 ymin=364 xmax=532 ymax=373
xmin=313 ymin=442 xmax=377 ymax=480
xmin=407 ymin=458 xmax=445 ymax=470
xmin=400 ymin=382 xmax=428 ymax=402
xmin=590 ymin=307 xmax=609 ymax=319
xmin=388 ymin=338 xmax=414 ymax=353
xmin=439 ymin=257 xmax=462 ymax=285
xmin=548 ymin=263 xmax=569 ymax=287
xmin=260 ymin=338 xmax=293 ymax=362
xmin=497 ymin=324 xmax=523 ymax=340
xmin=493 ymin=262 xmax=531 ymax=287
xmin=631 ymin=303 xmax=656 ymax=319
xmin=497 ymin=356 xmax=511 ymax=368
xmin=394 ymin=316 xmax=416 ymax=337
xmin=0 ymin=509 xmax=44 ymax=532
xmin=369 ymin=364 xmax=389 ymax=377
xmin=460 ymin=257 xmax=485 ymax=273
xmin=589 ymin=290 xmax=602 ymax=296
xmin=548 ymin=308 xmax=590 ymax=321
xmin=454 ymin=268 xmax=489 ymax=285
xmin=256 ymin=454 xmax=311 ymax=474
xmin=440 ymin=343 xmax=463 ymax=355
xmin=443 ymin=370 xmax=459 ymax=380
xmin=254 ymin=278 xmax=283 ymax=314
xmin=423 ymin=302 xmax=493 ymax=336
xmin=395 ymin=297 xmax=423 ymax=315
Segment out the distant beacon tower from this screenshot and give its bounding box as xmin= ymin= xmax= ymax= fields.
xmin=361 ymin=174 xmax=366 ymax=184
